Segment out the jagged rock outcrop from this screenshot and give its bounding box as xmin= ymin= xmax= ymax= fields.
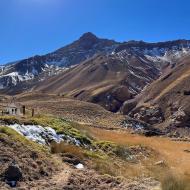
xmin=130 ymin=106 xmax=164 ymax=125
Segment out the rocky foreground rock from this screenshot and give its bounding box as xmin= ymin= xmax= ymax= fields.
xmin=4 ymin=162 xmax=22 ymax=187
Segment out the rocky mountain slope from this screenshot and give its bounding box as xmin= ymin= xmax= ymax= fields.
xmin=123 ymin=55 xmax=190 ymax=137
xmin=28 ymin=38 xmax=190 ymax=112
xmin=0 ymin=57 xmax=64 ymax=89
xmin=115 ymin=39 xmax=190 ymax=66
xmin=33 ymin=53 xmax=160 ymax=112
xmin=0 ymin=32 xmax=117 ymax=89
xmin=0 ymin=33 xmax=190 ymax=112
xmin=0 ymin=33 xmax=190 ymax=89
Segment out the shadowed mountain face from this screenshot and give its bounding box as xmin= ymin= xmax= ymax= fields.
xmin=0 ymin=33 xmax=190 ymax=113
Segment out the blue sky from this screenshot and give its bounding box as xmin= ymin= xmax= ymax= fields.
xmin=0 ymin=0 xmax=190 ymax=64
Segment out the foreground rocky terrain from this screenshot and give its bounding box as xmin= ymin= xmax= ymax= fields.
xmin=0 ymin=104 xmax=190 ymax=189
xmin=0 ymin=113 xmax=161 ymax=190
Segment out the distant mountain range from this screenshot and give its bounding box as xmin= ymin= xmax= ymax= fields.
xmin=1 ymin=32 xmax=190 ymax=113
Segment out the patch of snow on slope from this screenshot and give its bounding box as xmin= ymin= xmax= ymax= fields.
xmin=129 ymin=70 xmax=149 ymax=82
xmin=144 ymin=48 xmax=190 ymax=64
xmin=7 ymin=124 xmax=82 ymax=146
xmin=7 ymin=124 xmax=63 ymax=145
xmin=32 ymin=67 xmax=39 ymax=75
xmin=0 ymin=71 xmax=35 ymax=85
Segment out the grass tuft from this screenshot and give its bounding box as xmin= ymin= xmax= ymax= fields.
xmin=161 ymin=173 xmax=190 ymax=190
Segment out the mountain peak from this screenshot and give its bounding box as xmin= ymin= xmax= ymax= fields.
xmin=77 ymin=32 xmax=100 ymax=49
xmin=79 ymin=32 xmax=99 ymax=42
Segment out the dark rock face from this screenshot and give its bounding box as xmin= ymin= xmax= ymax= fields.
xmin=91 ymin=93 xmax=122 ymax=113
xmin=169 ymin=107 xmax=189 ymax=128
xmin=78 ymin=32 xmax=99 ymax=49
xmin=14 ymin=56 xmax=46 ymax=75
xmin=122 ymin=119 xmax=163 ymax=136
xmin=184 ymin=90 xmax=190 ymax=96
xmin=61 ymin=153 xmax=82 ymax=166
xmin=0 ymin=75 xmax=19 ymax=88
xmin=91 ymin=85 xmax=133 ymax=113
xmin=4 ymin=162 xmax=22 ymax=187
xmin=112 ymin=86 xmax=132 ymax=102
xmin=121 ymin=99 xmax=137 ymax=114
xmin=130 ymin=106 xmax=164 ymax=125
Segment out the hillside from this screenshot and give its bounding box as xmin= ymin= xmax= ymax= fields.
xmin=125 ymin=55 xmax=190 ymax=137
xmin=32 ymin=52 xmax=159 ymax=112
xmin=0 ymin=105 xmax=190 ymax=189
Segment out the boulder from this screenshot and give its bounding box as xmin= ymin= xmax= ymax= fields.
xmin=154 ymin=160 xmax=165 ymax=166
xmin=112 ymin=86 xmax=131 ymax=102
xmin=121 ymin=99 xmax=137 ymax=114
xmin=170 ymin=108 xmax=188 ymax=127
xmin=4 ymin=162 xmax=22 ymax=187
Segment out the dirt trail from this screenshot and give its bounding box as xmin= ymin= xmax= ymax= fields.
xmin=11 ymin=166 xmax=160 ymax=190
xmin=79 ymin=125 xmax=190 ymax=177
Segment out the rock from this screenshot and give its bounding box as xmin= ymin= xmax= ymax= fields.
xmin=170 ymin=107 xmax=188 ymax=127
xmin=121 ymin=99 xmax=137 ymax=114
xmin=91 ymin=91 xmax=122 ymax=113
xmin=143 ymin=129 xmax=164 ymax=137
xmin=4 ymin=162 xmax=22 ymax=187
xmin=154 ymin=160 xmax=165 ymax=166
xmin=112 ymin=86 xmax=132 ymax=102
xmin=183 ymin=90 xmax=190 ymax=95
xmin=61 ymin=153 xmax=82 ymax=166
xmin=131 ymin=106 xmax=164 ymax=125
xmin=108 ymin=98 xmax=122 ymax=113
xmin=122 ymin=119 xmax=163 ymax=136
xmin=184 ymin=149 xmax=190 ymax=153
xmin=91 ymin=85 xmax=132 ymax=112
xmin=75 ymin=163 xmax=84 ymax=169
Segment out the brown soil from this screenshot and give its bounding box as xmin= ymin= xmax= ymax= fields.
xmin=15 ymin=93 xmax=126 ymax=129
xmin=0 ymin=134 xmax=58 ymax=182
